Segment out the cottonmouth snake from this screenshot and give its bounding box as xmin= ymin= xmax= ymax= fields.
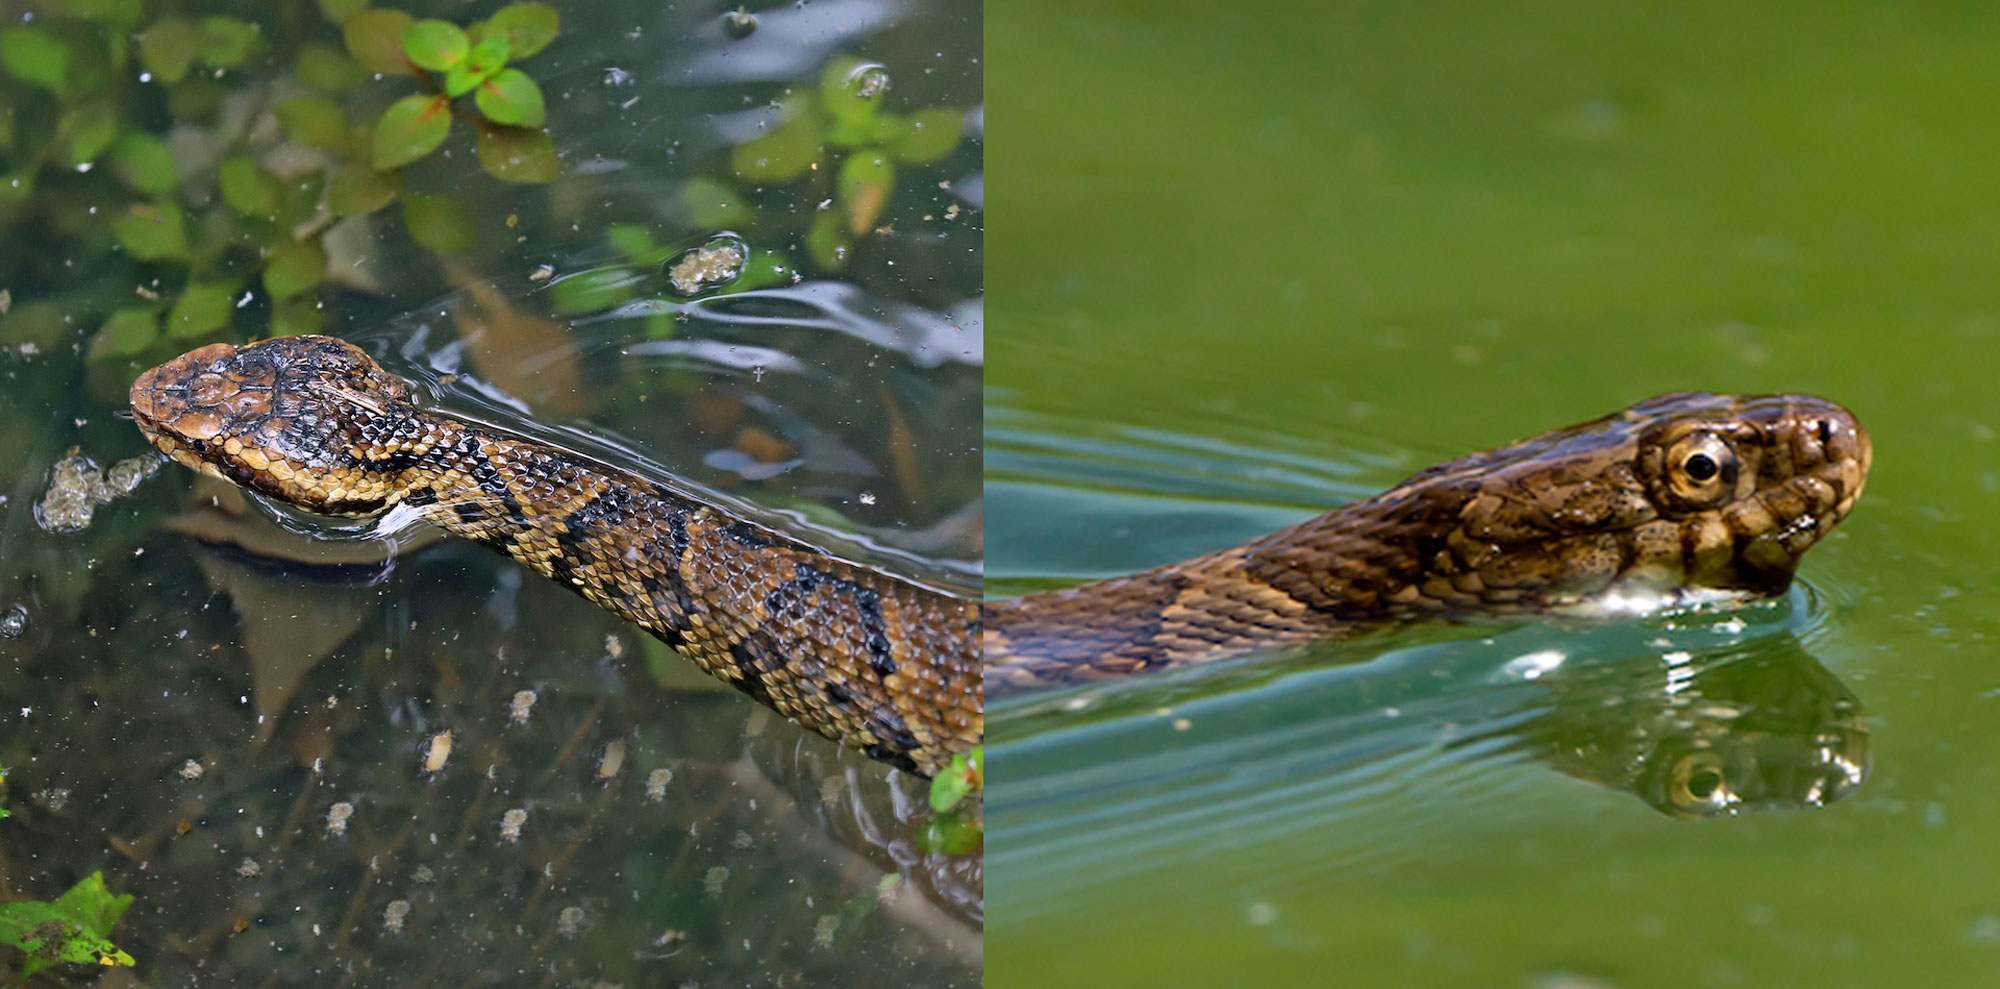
xmin=130 ymin=336 xmax=980 ymax=776
xmin=986 ymin=392 xmax=1870 ymax=694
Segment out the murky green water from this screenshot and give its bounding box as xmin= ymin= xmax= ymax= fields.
xmin=0 ymin=0 xmax=980 ymax=982
xmin=989 ymin=2 xmax=2000 ymax=986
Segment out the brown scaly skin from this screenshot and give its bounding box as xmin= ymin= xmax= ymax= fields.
xmin=130 ymin=336 xmax=980 ymax=776
xmin=987 ymin=393 xmax=1871 ymax=695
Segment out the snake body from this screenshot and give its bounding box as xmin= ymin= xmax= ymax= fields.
xmin=130 ymin=336 xmax=980 ymax=776
xmin=986 ymin=392 xmax=1870 ymax=694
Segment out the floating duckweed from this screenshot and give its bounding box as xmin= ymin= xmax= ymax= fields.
xmin=178 ymin=759 xmax=204 ymax=780
xmin=236 ymin=858 xmax=261 ymax=878
xmin=812 ymin=914 xmax=838 ymax=949
xmin=645 ymin=768 xmax=673 ymax=802
xmin=702 ymin=865 xmax=729 ymax=898
xmin=508 ymin=689 xmax=537 ymax=725
xmin=595 ymin=738 xmax=626 ymax=781
xmin=499 ymin=807 xmax=528 ymax=843
xmin=326 ymin=801 xmax=354 ymax=837
xmin=383 ymin=899 xmax=410 ymax=935
xmin=421 ymin=729 xmax=453 ymax=774
xmin=664 ymin=234 xmax=749 ymax=297
xmin=556 ymin=905 xmax=585 ymax=938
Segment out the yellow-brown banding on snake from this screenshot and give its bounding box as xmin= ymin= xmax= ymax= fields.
xmin=986 ymin=392 xmax=1870 ymax=694
xmin=131 ymin=336 xmax=979 ymax=776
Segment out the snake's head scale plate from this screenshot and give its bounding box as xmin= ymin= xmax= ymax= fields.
xmin=1439 ymin=392 xmax=1869 ymax=608
xmin=130 ymin=335 xmax=414 ymax=513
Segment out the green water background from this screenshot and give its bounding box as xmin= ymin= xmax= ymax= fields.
xmin=988 ymin=2 xmax=2000 ymax=985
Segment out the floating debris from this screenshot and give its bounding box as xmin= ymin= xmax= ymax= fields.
xmin=702 ymin=865 xmax=729 ymax=898
xmin=178 ymin=759 xmax=204 ymax=781
xmin=508 ymin=690 xmax=537 ymax=726
xmin=236 ymin=858 xmax=261 ymax=878
xmin=412 ymin=865 xmax=435 ymax=884
xmin=383 ymin=899 xmax=410 ymax=935
xmin=644 ymin=768 xmax=673 ymax=803
xmin=722 ymin=6 xmax=757 ymax=38
xmin=556 ymin=906 xmax=585 ymax=938
xmin=595 ymin=738 xmax=626 ymax=782
xmin=0 ymin=604 xmax=24 ymax=640
xmin=498 ymin=807 xmax=528 ymax=843
xmin=664 ymin=233 xmax=748 ymax=296
xmin=34 ymin=449 xmax=159 ymax=533
xmin=420 ymin=729 xmax=454 ymax=774
xmin=325 ymin=801 xmax=354 ymax=838
xmin=812 ymin=914 xmax=838 ymax=950
xmin=730 ymin=831 xmax=754 ymax=850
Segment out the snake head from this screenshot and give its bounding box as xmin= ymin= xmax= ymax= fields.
xmin=1438 ymin=393 xmax=1871 ymax=610
xmin=130 ymin=335 xmax=414 ymax=513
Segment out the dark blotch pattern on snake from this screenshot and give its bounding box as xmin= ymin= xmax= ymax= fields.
xmin=986 ymin=393 xmax=1870 ymax=694
xmin=131 ymin=336 xmax=980 ymax=776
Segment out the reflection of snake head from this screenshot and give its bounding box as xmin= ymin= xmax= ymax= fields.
xmin=1639 ymin=720 xmax=1872 ymax=820
xmin=131 ymin=336 xmax=415 ymax=514
xmin=1431 ymin=392 xmax=1872 ymax=608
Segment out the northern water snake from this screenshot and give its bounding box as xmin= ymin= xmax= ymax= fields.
xmin=130 ymin=336 xmax=981 ymax=776
xmin=986 ymin=392 xmax=1870 ymax=693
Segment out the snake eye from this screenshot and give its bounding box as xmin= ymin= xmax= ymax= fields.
xmin=1664 ymin=432 xmax=1738 ymax=507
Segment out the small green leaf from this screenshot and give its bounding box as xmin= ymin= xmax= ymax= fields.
xmin=0 ymin=871 xmax=135 ymax=973
xmin=342 ymin=8 xmax=413 ymax=75
xmin=111 ymin=132 xmax=175 ymax=195
xmin=474 ymin=68 xmax=544 ymax=127
xmin=402 ymin=194 xmax=475 ymax=253
xmin=401 ymin=19 xmax=466 ymax=72
xmin=681 ymin=177 xmax=749 ymax=229
xmin=218 ymin=156 xmax=282 ymax=218
xmin=547 ymin=267 xmax=638 ymax=314
xmin=730 ymin=105 xmax=823 ymax=183
xmin=805 ymin=207 xmax=850 ymax=270
xmin=928 ymin=747 xmax=981 ymax=812
xmin=263 ymin=237 xmax=326 ymax=299
xmin=917 ymin=809 xmax=982 ymax=855
xmin=442 ymin=64 xmax=483 ymax=98
xmin=887 ymin=106 xmax=965 ymax=165
xmin=326 ymin=164 xmax=399 ymax=215
xmin=604 ymin=223 xmax=663 ymax=265
xmin=199 ymin=16 xmax=263 ymax=69
xmin=295 ymin=42 xmax=365 ymax=92
xmin=166 ymin=282 xmax=234 ymax=339
xmin=318 ymin=0 xmax=367 ymax=24
xmin=89 ymin=308 xmax=161 ymax=360
xmin=371 ymin=94 xmax=452 ymax=168
xmin=71 ymin=0 xmax=145 ymax=31
xmin=138 ymin=16 xmax=203 ymax=84
xmin=475 ymin=125 xmax=555 ymax=183
xmin=270 ymin=296 xmax=323 ymax=336
xmin=112 ymin=202 xmax=189 ymax=261
xmin=485 ymin=3 xmax=558 ymax=60
xmin=59 ymin=104 xmax=119 ymax=166
xmin=274 ymin=97 xmax=349 ymax=151
xmin=838 ymin=151 xmax=894 ymax=235
xmin=447 ymin=36 xmax=509 ymax=95
xmin=0 ymin=28 xmax=70 ymax=96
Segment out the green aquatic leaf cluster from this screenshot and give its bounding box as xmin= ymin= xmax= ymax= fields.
xmin=0 ymin=1 xmax=559 ymax=380
xmin=0 ymin=872 xmax=135 ymax=975
xmin=723 ymin=56 xmax=969 ymax=271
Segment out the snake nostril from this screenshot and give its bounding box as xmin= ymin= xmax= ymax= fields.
xmin=1817 ymin=418 xmax=1833 ymax=451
